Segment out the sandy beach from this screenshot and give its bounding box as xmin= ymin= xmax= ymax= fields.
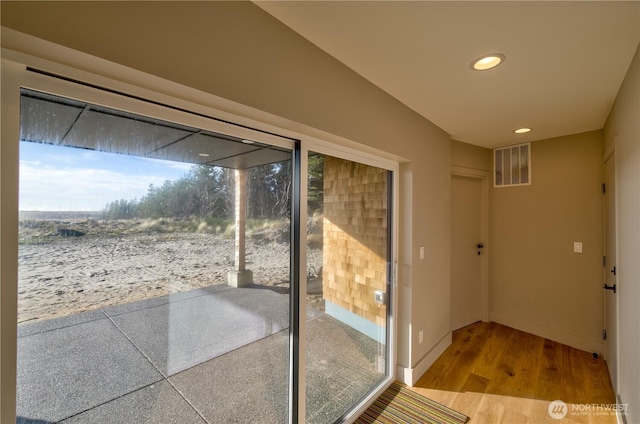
xmin=18 ymin=218 xmax=322 ymax=324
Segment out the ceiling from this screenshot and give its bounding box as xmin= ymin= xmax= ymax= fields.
xmin=20 ymin=89 xmax=290 ymax=169
xmin=256 ymin=1 xmax=640 ymax=148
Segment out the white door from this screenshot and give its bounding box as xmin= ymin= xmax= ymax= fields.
xmin=451 ymin=175 xmax=484 ymax=330
xmin=604 ymin=153 xmax=618 ymax=390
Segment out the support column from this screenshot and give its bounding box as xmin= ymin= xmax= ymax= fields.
xmin=228 ymin=168 xmax=253 ymax=287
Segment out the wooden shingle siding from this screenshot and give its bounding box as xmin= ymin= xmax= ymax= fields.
xmin=322 ymin=156 xmax=387 ymax=324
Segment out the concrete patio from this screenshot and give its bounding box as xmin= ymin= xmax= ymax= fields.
xmin=17 ymin=284 xmax=384 ymax=424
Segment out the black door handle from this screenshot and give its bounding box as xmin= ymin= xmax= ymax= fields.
xmin=610 ymin=266 xmax=616 ymax=276
xmin=604 ymin=284 xmax=616 ymax=293
xmin=477 ymin=243 xmax=484 ymax=255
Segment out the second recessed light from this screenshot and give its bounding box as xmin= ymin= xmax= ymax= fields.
xmin=514 ymin=128 xmax=532 ymax=134
xmin=471 ymin=53 xmax=505 ymax=71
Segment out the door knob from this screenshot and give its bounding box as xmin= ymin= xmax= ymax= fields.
xmin=603 ymin=284 xmax=616 ymax=293
xmin=477 ymin=243 xmax=484 ymax=255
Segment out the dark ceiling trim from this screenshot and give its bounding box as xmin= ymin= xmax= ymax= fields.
xmin=25 ymin=66 xmax=300 ymax=144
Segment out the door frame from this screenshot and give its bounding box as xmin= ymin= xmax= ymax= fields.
xmin=1 ymin=38 xmax=398 ymax=423
xmin=603 ymin=149 xmax=619 ymax=394
xmin=303 ymin=142 xmax=399 ymax=423
xmin=451 ymin=166 xmax=490 ymax=323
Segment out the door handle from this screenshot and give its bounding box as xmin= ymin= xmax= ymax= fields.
xmin=610 ymin=266 xmax=616 ymax=276
xmin=374 ymin=290 xmax=386 ymax=305
xmin=603 ymin=284 xmax=616 ymax=293
xmin=477 ymin=243 xmax=484 ymax=255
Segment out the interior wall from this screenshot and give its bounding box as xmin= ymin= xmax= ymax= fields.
xmin=451 ymin=139 xmax=491 ymax=172
xmin=490 ymin=131 xmax=604 ymax=353
xmin=604 ymin=43 xmax=639 ymax=423
xmin=0 ymin=1 xmax=451 ymax=384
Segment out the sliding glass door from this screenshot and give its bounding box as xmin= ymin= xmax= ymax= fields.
xmin=17 ymin=89 xmax=294 ymax=423
xmin=6 ymin=67 xmax=396 ymax=424
xmin=305 ymin=153 xmax=392 ymax=423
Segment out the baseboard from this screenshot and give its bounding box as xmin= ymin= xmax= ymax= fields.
xmin=617 ymin=394 xmax=627 ymax=424
xmin=489 ymin=310 xmax=603 ymax=355
xmin=396 ymin=331 xmax=452 ymax=386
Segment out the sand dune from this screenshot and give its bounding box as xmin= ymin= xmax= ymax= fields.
xmin=18 ymin=226 xmax=322 ymax=324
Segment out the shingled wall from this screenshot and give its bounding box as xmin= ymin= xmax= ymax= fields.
xmin=322 ymin=156 xmax=388 ymax=326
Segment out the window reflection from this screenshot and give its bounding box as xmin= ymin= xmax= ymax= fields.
xmin=305 ymin=153 xmax=389 ymax=423
xmin=17 ymin=90 xmax=292 ymax=423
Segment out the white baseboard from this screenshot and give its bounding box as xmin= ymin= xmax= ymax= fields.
xmin=617 ymin=394 xmax=627 ymax=424
xmin=396 ymin=331 xmax=452 ymax=386
xmin=489 ymin=310 xmax=603 ymax=355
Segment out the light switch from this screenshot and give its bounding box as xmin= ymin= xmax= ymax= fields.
xmin=420 ymin=246 xmax=425 ymax=260
xmin=573 ymin=242 xmax=583 ymax=253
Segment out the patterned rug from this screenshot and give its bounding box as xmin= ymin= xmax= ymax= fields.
xmin=356 ymin=382 xmax=470 ymax=424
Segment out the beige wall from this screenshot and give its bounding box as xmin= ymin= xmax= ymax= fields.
xmin=0 ymin=0 xmax=451 ymax=390
xmin=452 ymin=136 xmax=608 ymax=353
xmin=451 ymin=139 xmax=491 ymax=172
xmin=604 ymin=43 xmax=639 ymax=423
xmin=490 ymin=131 xmax=604 ymax=352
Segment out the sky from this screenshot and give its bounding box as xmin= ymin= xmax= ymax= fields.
xmin=19 ymin=141 xmax=193 ymax=211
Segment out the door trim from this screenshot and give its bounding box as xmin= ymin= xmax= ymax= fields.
xmin=451 ymin=166 xmax=489 ymax=323
xmin=603 ymin=148 xmax=619 ymax=395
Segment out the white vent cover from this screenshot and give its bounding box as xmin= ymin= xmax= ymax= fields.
xmin=494 ymin=143 xmax=531 ymax=187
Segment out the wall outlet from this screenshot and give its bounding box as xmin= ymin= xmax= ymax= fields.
xmin=419 ymin=329 xmax=424 ymax=344
xmin=573 ymin=242 xmax=583 ymax=253
xmin=420 ymin=246 xmax=425 ymax=260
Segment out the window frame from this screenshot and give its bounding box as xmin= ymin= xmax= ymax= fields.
xmin=1 ymin=43 xmax=398 ymax=424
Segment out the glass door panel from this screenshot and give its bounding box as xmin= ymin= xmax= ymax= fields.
xmin=305 ymin=153 xmax=391 ymax=423
xmin=17 ymin=89 xmax=292 ymax=423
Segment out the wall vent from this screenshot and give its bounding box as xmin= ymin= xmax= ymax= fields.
xmin=494 ymin=143 xmax=531 ymax=187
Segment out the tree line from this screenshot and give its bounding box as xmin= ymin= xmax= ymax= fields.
xmin=103 ymin=155 xmax=324 ymax=221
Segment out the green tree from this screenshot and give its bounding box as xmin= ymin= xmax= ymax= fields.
xmin=307 ymin=154 xmax=324 ymax=214
xmin=103 ymin=159 xmax=304 ymax=222
xmin=103 ymin=198 xmax=139 ymax=220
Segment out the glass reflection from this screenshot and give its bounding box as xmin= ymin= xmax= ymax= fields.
xmin=306 ymin=153 xmax=389 ymax=423
xmin=17 ymin=90 xmax=291 ymax=423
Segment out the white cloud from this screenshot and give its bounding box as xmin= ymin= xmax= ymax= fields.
xmin=140 ymin=157 xmax=194 ymax=171
xmin=19 ymin=162 xmax=170 ymax=211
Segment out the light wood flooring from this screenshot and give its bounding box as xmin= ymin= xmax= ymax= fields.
xmin=409 ymin=322 xmax=616 ymax=423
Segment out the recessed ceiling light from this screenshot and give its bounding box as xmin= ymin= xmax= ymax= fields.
xmin=198 ymin=153 xmax=210 ymax=157
xmin=471 ymin=53 xmax=505 ymax=71
xmin=242 ymin=139 xmax=255 ymax=144
xmin=514 ymin=128 xmax=532 ymax=134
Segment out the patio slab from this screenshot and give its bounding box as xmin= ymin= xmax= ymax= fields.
xmin=60 ymin=380 xmax=206 ymax=424
xmin=169 ymin=329 xmax=290 ymax=424
xmin=16 ymin=284 xmax=372 ymax=424
xmin=17 ymin=318 xmax=163 ymax=423
xmin=305 ymin=315 xmax=385 ymax=424
xmin=17 ymin=309 xmax=106 ymax=338
xmin=110 ymin=287 xmax=291 ymax=376
xmin=102 ymin=284 xmax=233 ymax=317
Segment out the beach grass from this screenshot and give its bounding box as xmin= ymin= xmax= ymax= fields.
xmin=17 ymin=215 xmax=303 ymax=246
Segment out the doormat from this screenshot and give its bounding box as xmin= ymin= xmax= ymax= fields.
xmin=356 ymin=382 xmax=470 ymax=424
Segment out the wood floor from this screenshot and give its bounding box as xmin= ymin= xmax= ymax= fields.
xmin=409 ymin=322 xmax=617 ymax=424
